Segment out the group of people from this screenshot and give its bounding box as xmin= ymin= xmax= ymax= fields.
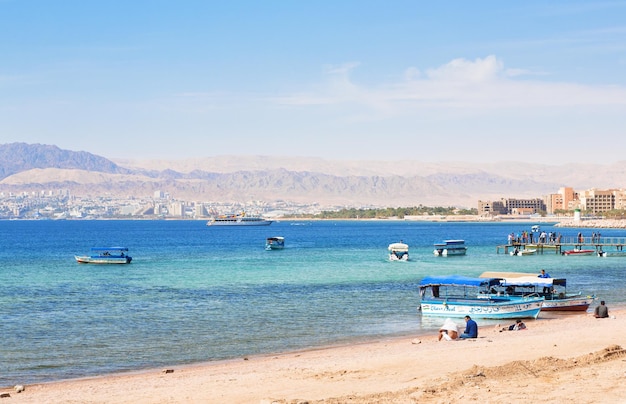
xmin=437 ymin=299 xmax=610 ymax=341
xmin=437 ymin=315 xmax=479 ymax=341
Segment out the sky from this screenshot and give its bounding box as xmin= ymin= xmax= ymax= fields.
xmin=1 ymin=1 xmax=625 ymax=164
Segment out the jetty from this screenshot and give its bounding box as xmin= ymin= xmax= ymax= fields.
xmin=497 ymin=236 xmax=626 ymax=255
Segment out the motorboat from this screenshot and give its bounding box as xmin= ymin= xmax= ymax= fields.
xmin=417 ymin=275 xmax=544 ymax=319
xmin=433 ymin=240 xmax=467 ymax=256
xmin=388 ymin=242 xmax=409 ymax=261
xmin=206 ymin=212 xmax=272 ymax=226
xmin=75 ymin=247 xmax=132 ymax=264
xmin=561 ymin=249 xmax=595 ymax=256
xmin=598 ymin=249 xmax=626 ymax=257
xmin=265 ymin=236 xmax=285 ymax=250
xmin=480 ymin=271 xmax=594 ymax=312
xmin=510 ymin=248 xmax=537 ymax=256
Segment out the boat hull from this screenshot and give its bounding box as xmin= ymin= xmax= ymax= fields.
xmin=510 ymin=249 xmax=536 ymax=256
xmin=433 ymin=240 xmax=467 ymax=256
xmin=598 ymin=251 xmax=626 ymax=257
xmin=419 ymin=297 xmax=544 ymax=319
xmin=75 ymin=256 xmax=132 ymax=264
xmin=433 ymin=248 xmax=467 ymax=256
xmin=541 ymin=296 xmax=594 ymax=311
xmin=207 ymin=219 xmax=272 ymax=226
xmin=562 ymin=250 xmax=595 ymax=256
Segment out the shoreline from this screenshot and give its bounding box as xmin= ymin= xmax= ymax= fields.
xmin=4 ymin=309 xmax=625 ymax=403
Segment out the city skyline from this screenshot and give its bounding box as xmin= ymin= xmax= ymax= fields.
xmin=1 ymin=1 xmax=625 ymax=164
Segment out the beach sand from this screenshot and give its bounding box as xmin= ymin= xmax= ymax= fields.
xmin=3 ymin=310 xmax=625 ymax=404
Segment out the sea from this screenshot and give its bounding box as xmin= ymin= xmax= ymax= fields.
xmin=2 ymin=219 xmax=625 ymax=387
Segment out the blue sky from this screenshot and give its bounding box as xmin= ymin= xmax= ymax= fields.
xmin=1 ymin=1 xmax=625 ymax=164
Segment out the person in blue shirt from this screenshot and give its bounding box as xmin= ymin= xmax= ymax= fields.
xmin=538 ymin=269 xmax=551 ymax=292
xmin=460 ymin=315 xmax=478 ymax=339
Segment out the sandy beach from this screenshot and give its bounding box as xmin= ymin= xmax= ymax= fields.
xmin=3 ymin=309 xmax=625 ymax=404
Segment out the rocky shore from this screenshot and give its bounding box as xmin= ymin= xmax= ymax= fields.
xmin=555 ymin=219 xmax=626 ymax=229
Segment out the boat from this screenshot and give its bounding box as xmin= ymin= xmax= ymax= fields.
xmin=417 ymin=275 xmax=544 ymax=319
xmin=388 ymin=242 xmax=409 ymax=261
xmin=433 ymin=240 xmax=467 ymax=256
xmin=598 ymin=249 xmax=626 ymax=257
xmin=75 ymin=247 xmax=132 ymax=264
xmin=561 ymin=249 xmax=595 ymax=256
xmin=265 ymin=236 xmax=285 ymax=250
xmin=526 ymin=243 xmax=558 ymax=250
xmin=480 ymin=271 xmax=595 ymax=312
xmin=510 ymin=247 xmax=537 ymax=256
xmin=206 ymin=212 xmax=272 ymax=226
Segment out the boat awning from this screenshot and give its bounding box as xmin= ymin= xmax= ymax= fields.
xmin=388 ymin=243 xmax=409 ymax=251
xmin=418 ymin=275 xmax=501 ymax=288
xmin=479 ymin=272 xmax=566 ymax=287
xmin=90 ymin=247 xmax=129 ymax=251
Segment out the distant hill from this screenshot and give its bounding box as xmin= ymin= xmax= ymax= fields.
xmin=1 ymin=143 xmax=625 ymax=208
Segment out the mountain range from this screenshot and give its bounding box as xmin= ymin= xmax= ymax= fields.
xmin=1 ymin=143 xmax=625 ymax=208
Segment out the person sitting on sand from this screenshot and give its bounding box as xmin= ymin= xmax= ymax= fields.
xmin=438 ymin=318 xmax=459 ymax=341
xmin=501 ymin=319 xmax=527 ymax=332
xmin=594 ymin=301 xmax=609 ymax=318
xmin=460 ymin=315 xmax=478 ymax=339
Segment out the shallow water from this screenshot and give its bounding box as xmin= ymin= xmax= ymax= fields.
xmin=1 ymin=220 xmax=624 ymax=385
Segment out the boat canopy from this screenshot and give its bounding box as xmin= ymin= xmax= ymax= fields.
xmin=418 ymin=275 xmax=501 ymax=288
xmin=90 ymin=247 xmax=129 ymax=251
xmin=479 ymin=272 xmax=566 ymax=287
xmin=388 ymin=243 xmax=409 ymax=252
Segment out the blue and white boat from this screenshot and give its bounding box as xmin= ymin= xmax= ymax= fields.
xmin=265 ymin=236 xmax=285 ymax=250
xmin=433 ymin=240 xmax=467 ymax=256
xmin=75 ymin=247 xmax=132 ymax=264
xmin=418 ymin=275 xmax=544 ymax=319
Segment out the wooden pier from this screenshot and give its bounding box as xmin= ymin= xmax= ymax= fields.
xmin=496 ymin=236 xmax=626 ymax=255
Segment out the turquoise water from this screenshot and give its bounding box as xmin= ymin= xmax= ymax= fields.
xmin=1 ymin=220 xmax=625 ymax=386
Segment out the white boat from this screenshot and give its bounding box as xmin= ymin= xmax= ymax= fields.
xmin=388 ymin=242 xmax=409 ymax=261
xmin=480 ymin=271 xmax=595 ymax=312
xmin=598 ymin=249 xmax=626 ymax=257
xmin=206 ymin=212 xmax=272 ymax=226
xmin=433 ymin=240 xmax=467 ymax=256
xmin=510 ymin=248 xmax=537 ymax=256
xmin=265 ymin=236 xmax=285 ymax=250
xmin=418 ymin=275 xmax=544 ymax=319
xmin=75 ymin=247 xmax=132 ymax=264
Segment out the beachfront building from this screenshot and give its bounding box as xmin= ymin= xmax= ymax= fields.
xmin=478 ymin=198 xmax=546 ymax=216
xmin=480 ymin=187 xmax=626 ymax=217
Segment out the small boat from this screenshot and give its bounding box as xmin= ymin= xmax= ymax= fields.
xmin=75 ymin=247 xmax=132 ymax=264
xmin=561 ymin=249 xmax=595 ymax=256
xmin=598 ymin=249 xmax=626 ymax=257
xmin=433 ymin=240 xmax=467 ymax=256
xmin=388 ymin=242 xmax=409 ymax=261
xmin=510 ymin=248 xmax=537 ymax=256
xmin=531 ymin=225 xmax=540 ymax=233
xmin=526 ymin=243 xmax=558 ymax=250
xmin=265 ymin=236 xmax=285 ymax=250
xmin=480 ymin=271 xmax=595 ymax=312
xmin=417 ymin=275 xmax=544 ymax=319
xmin=206 ymin=212 xmax=272 ymax=226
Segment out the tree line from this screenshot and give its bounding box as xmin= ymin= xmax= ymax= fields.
xmin=285 ymin=206 xmax=478 ymax=219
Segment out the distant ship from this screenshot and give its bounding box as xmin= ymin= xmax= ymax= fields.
xmin=206 ymin=212 xmax=273 ymax=226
